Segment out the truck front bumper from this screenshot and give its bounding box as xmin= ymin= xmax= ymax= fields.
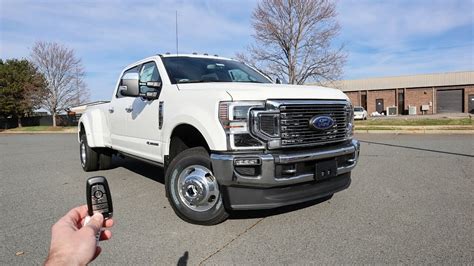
xmin=210 ymin=139 xmax=360 ymax=210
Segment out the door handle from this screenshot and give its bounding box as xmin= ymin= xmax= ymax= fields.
xmin=108 ymin=107 xmax=114 ymax=113
xmin=125 ymin=107 xmax=133 ymax=113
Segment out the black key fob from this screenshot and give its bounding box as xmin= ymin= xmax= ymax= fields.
xmin=86 ymin=176 xmax=113 ymax=219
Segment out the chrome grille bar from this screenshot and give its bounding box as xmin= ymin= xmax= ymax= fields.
xmin=279 ymin=102 xmax=348 ymax=147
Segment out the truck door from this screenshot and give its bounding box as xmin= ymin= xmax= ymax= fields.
xmin=109 ymin=66 xmax=139 ymax=153
xmin=127 ymin=61 xmax=164 ymax=162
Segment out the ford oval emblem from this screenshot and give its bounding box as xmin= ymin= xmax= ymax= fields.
xmin=310 ymin=116 xmax=335 ymax=130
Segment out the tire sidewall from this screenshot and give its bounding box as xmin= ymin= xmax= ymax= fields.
xmin=166 ymin=148 xmax=227 ymax=224
xmin=80 ymin=134 xmax=98 ymax=171
xmin=80 ymin=135 xmax=88 ymax=168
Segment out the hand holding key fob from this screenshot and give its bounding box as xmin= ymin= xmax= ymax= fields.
xmin=86 ymin=176 xmax=113 ymax=219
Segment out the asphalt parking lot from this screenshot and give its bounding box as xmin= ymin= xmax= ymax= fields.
xmin=1 ymin=133 xmax=473 ymax=264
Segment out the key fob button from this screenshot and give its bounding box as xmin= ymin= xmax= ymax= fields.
xmin=91 ymin=185 xmax=100 ymax=193
xmin=94 ymin=190 xmax=104 ymax=199
xmin=93 ymin=203 xmax=108 ymax=210
xmin=95 ymin=196 xmax=108 ymax=204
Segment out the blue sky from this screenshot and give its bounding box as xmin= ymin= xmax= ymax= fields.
xmin=1 ymin=0 xmax=473 ymax=101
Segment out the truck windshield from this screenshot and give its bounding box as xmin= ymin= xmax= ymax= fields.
xmin=162 ymin=57 xmax=272 ymax=84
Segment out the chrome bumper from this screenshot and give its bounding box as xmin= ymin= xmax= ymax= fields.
xmin=211 ymin=139 xmax=360 ymax=188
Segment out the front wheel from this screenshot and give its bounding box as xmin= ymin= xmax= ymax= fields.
xmin=165 ymin=147 xmax=229 ymax=225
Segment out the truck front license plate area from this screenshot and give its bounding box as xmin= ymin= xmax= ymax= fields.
xmin=315 ymin=159 xmax=337 ymax=181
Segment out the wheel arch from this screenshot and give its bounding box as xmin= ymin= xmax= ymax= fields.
xmin=78 ymin=117 xmax=92 ymax=145
xmin=168 ymin=123 xmax=211 ymax=161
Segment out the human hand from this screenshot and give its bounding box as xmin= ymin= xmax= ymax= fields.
xmin=45 ymin=205 xmax=114 ymax=266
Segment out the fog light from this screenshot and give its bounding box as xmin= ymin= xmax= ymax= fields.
xmin=234 ymin=158 xmax=261 ymax=166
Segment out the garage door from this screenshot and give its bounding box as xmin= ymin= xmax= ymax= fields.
xmin=437 ymin=89 xmax=463 ymax=113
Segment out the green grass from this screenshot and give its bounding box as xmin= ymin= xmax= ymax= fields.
xmin=355 ymin=118 xmax=473 ymax=126
xmin=355 ymin=126 xmax=474 ymax=131
xmin=9 ymin=126 xmax=77 ymax=132
xmin=355 ymin=127 xmax=405 ymax=131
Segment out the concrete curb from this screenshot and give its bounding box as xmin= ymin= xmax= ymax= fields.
xmin=355 ymin=130 xmax=474 ymax=134
xmin=0 ymin=131 xmax=76 ymax=134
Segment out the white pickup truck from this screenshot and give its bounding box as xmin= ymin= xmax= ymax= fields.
xmin=78 ymin=54 xmax=360 ymax=225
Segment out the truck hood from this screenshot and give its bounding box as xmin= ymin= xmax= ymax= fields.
xmin=177 ymin=82 xmax=348 ymax=101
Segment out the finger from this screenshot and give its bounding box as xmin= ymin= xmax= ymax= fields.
xmin=83 ymin=213 xmax=104 ymax=234
xmin=76 ymin=205 xmax=89 ymax=218
xmin=99 ymin=230 xmax=112 ymax=241
xmin=60 ymin=205 xmax=89 ymax=229
xmin=104 ymin=218 xmax=114 ymax=228
xmin=66 ymin=205 xmax=88 ymax=221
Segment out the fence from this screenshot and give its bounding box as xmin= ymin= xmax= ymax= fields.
xmin=0 ymin=115 xmax=79 ymax=129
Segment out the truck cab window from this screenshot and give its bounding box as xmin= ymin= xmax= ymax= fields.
xmin=139 ymin=62 xmax=161 ymax=94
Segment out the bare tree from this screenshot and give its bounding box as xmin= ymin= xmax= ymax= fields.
xmin=31 ymin=41 xmax=89 ymax=127
xmin=237 ymin=0 xmax=346 ymax=85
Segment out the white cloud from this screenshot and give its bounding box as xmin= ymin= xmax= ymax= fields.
xmin=345 ymin=43 xmax=474 ymax=79
xmin=0 ymin=0 xmax=256 ymax=100
xmin=338 ymin=0 xmax=473 ymax=46
xmin=2 ymin=0 xmax=472 ymax=99
xmin=337 ymin=0 xmax=474 ymax=79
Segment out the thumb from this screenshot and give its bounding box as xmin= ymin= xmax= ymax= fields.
xmin=84 ymin=213 xmax=104 ymax=234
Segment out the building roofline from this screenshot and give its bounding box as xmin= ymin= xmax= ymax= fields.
xmin=342 ymin=70 xmax=474 ymax=81
xmin=320 ymin=71 xmax=474 ymax=92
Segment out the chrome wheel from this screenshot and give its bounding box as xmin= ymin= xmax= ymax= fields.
xmin=80 ymin=141 xmax=86 ymax=166
xmin=176 ymin=165 xmax=220 ymax=212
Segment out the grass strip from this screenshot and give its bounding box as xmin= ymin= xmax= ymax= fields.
xmin=355 ymin=118 xmax=473 ymax=126
xmin=9 ymin=126 xmax=77 ymax=132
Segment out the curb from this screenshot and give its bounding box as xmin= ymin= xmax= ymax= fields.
xmin=355 ymin=130 xmax=474 ymax=134
xmin=0 ymin=131 xmax=76 ymax=134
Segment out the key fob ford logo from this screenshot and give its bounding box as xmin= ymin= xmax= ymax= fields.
xmin=310 ymin=116 xmax=335 ymax=130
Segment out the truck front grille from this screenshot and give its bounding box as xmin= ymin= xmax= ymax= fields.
xmin=279 ymin=103 xmax=348 ymax=147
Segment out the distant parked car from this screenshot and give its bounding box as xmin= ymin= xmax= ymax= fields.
xmin=354 ymin=106 xmax=368 ymax=120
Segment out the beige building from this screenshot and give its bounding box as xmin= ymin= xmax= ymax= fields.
xmin=327 ymin=71 xmax=474 ymax=115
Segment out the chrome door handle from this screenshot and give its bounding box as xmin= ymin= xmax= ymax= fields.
xmin=125 ymin=107 xmax=133 ymax=113
xmin=108 ymin=107 xmax=114 ymax=113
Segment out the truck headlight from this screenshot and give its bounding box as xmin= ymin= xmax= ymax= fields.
xmin=345 ymin=102 xmax=354 ymax=138
xmin=219 ymin=101 xmax=265 ymax=150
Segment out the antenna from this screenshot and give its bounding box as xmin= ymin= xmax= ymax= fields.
xmin=175 ymin=10 xmax=179 ymax=55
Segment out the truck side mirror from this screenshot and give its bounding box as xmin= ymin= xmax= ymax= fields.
xmin=146 ymin=81 xmax=162 ymax=88
xmin=120 ymin=73 xmax=139 ymax=97
xmin=139 ymin=81 xmax=162 ymax=100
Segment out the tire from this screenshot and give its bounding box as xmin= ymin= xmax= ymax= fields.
xmin=98 ymin=149 xmax=113 ymax=170
xmin=80 ymin=134 xmax=99 ymax=171
xmin=165 ymin=147 xmax=229 ymax=225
